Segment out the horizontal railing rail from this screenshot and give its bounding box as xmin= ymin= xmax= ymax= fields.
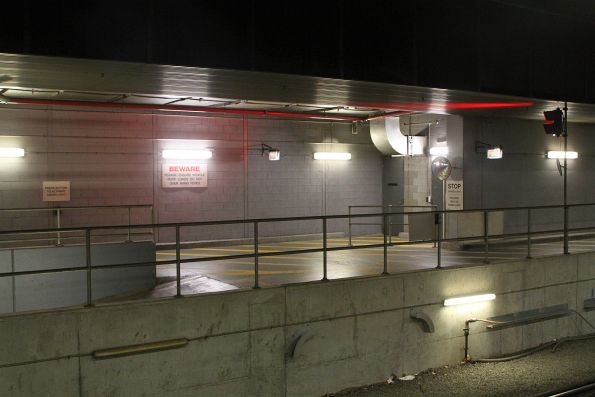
xmin=0 ymin=202 xmax=594 ymax=312
xmin=0 ymin=204 xmax=154 ymax=246
xmin=3 ymin=201 xmax=594 ymax=236
xmin=348 ymin=204 xmax=438 ymax=246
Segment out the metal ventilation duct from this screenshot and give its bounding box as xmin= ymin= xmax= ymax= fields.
xmin=370 ymin=117 xmax=426 ymax=156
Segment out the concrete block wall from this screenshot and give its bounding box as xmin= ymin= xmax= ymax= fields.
xmin=463 ymin=116 xmax=595 ymax=233
xmin=1 ymin=251 xmax=594 ymax=396
xmin=0 ymin=106 xmax=382 ymax=243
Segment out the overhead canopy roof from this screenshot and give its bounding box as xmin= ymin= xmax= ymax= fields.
xmin=0 ymin=52 xmax=593 ymax=123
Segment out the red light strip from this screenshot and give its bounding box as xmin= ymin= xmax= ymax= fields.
xmin=446 ymin=102 xmax=534 ymax=110
xmin=8 ymin=98 xmax=362 ymax=122
xmin=356 ymin=101 xmax=534 ymax=112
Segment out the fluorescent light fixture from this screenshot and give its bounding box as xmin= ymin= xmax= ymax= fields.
xmin=429 ymin=146 xmax=449 ymax=156
xmin=313 ymin=152 xmax=351 ymax=161
xmin=547 ymin=151 xmax=578 ymax=159
xmin=162 ymin=149 xmax=212 ymax=160
xmin=0 ymin=147 xmax=25 ymax=157
xmin=268 ymin=150 xmax=281 ymax=161
xmin=444 ymin=293 xmax=496 ymax=307
xmin=487 ymin=147 xmax=503 ymax=159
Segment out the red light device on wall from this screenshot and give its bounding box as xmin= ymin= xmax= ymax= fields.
xmin=543 ymin=108 xmax=563 ymax=136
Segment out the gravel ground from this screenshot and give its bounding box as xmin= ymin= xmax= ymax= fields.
xmin=333 ymin=336 xmax=595 ymax=397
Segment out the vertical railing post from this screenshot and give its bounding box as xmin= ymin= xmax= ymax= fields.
xmin=56 ymin=208 xmax=62 ymax=246
xmin=383 ymin=214 xmax=389 ymax=275
xmin=526 ymin=208 xmax=532 ymax=259
xmin=253 ymin=222 xmax=260 ymax=289
xmin=85 ymin=228 xmax=93 ymax=307
xmin=483 ymin=210 xmax=490 ymax=264
xmin=175 ymin=225 xmax=182 ymax=297
xmin=433 ymin=205 xmax=437 ymax=248
xmin=435 ymin=212 xmax=441 ymax=269
xmin=563 ymin=205 xmax=569 ymax=255
xmin=151 ymin=206 xmax=156 ymax=243
xmin=322 ymin=218 xmax=328 ymax=281
xmin=348 ymin=206 xmax=352 ymax=246
xmin=126 ymin=207 xmax=131 ymax=242
xmin=388 ymin=205 xmax=392 ymax=244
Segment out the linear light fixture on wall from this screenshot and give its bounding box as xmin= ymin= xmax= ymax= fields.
xmin=313 ymin=152 xmax=351 ymax=161
xmin=444 ymin=293 xmax=496 ymax=306
xmin=162 ymin=149 xmax=212 ymax=160
xmin=0 ymin=147 xmax=25 ymax=157
xmin=546 ymin=151 xmax=578 ymax=159
xmin=429 ymin=146 xmax=449 ymax=156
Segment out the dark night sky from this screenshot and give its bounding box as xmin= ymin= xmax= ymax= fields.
xmin=2 ymin=0 xmax=595 ymax=103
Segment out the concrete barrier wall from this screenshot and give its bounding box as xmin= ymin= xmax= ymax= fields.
xmin=1 ymin=251 xmax=594 ymax=396
xmin=0 ymin=241 xmax=156 ymax=314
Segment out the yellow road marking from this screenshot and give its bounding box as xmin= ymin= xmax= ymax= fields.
xmin=158 ymin=252 xmax=321 ymax=261
xmin=188 ymin=247 xmax=282 ymax=253
xmin=218 ymin=269 xmax=310 ymax=276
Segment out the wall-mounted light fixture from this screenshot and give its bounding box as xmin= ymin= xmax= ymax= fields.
xmin=444 ymin=293 xmax=496 ymax=307
xmin=0 ymin=147 xmax=25 ymax=157
xmin=313 ymin=152 xmax=352 ymax=161
xmin=429 ymin=146 xmax=449 ymax=157
xmin=268 ymin=150 xmax=281 ymax=161
xmin=486 ymin=147 xmax=503 ymax=159
xmin=475 ymin=141 xmax=503 ymax=159
xmin=162 ymin=149 xmax=212 ymax=160
xmin=259 ymin=143 xmax=281 ymax=161
xmin=547 ymin=151 xmax=578 ymax=159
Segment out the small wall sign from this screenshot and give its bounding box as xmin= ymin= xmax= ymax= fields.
xmin=445 ymin=180 xmax=463 ymax=210
xmin=43 ymin=181 xmax=71 ymax=202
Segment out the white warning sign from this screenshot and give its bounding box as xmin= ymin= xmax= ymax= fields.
xmin=445 ymin=180 xmax=463 ymax=210
xmin=162 ymin=163 xmax=208 ymax=188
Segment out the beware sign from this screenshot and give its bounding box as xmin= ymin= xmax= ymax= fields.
xmin=162 ymin=163 xmax=207 ymax=188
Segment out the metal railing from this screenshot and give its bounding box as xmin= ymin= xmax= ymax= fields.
xmin=0 ymin=204 xmax=154 ymax=246
xmin=348 ymin=204 xmax=437 ymax=245
xmin=0 ymin=202 xmax=594 ymax=309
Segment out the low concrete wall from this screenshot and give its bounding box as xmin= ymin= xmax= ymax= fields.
xmin=0 ymin=241 xmax=156 ymax=313
xmin=1 ymin=251 xmax=594 ymax=396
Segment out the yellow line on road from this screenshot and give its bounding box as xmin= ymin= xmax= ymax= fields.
xmin=218 ymin=269 xmax=310 ymax=276
xmin=189 ymin=247 xmax=282 ymax=253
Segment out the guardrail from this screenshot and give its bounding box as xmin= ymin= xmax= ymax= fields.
xmin=0 ymin=202 xmax=594 ymax=310
xmin=348 ymin=204 xmax=438 ymax=245
xmin=0 ymin=204 xmax=154 ymax=246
